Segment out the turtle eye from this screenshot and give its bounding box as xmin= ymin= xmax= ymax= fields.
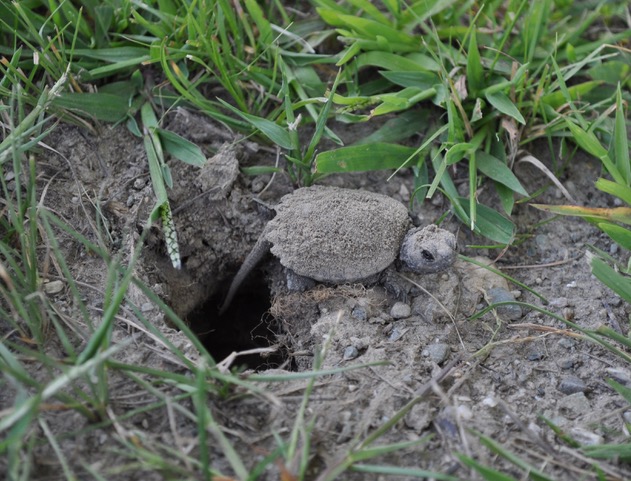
xmin=421 ymin=250 xmax=435 ymax=262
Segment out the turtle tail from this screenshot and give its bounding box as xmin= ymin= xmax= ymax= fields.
xmin=219 ymin=237 xmax=272 ymax=315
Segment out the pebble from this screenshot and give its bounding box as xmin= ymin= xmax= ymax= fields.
xmin=558 ymin=338 xmax=576 ymax=349
xmin=609 ymin=296 xmax=622 ymax=307
xmin=133 ymin=177 xmax=146 ymax=189
xmin=526 ymin=350 xmax=545 ymax=361
xmin=535 ymin=234 xmax=550 ymax=250
xmin=558 ymin=358 xmax=575 ymax=370
xmin=390 ymin=302 xmax=411 ymax=319
xmin=388 ymin=326 xmax=405 ymax=342
xmin=343 ymin=346 xmax=359 ymax=360
xmin=412 ymin=296 xmax=435 ymax=322
xmin=423 ymin=343 xmax=450 ymax=364
xmin=351 ymin=306 xmax=367 ymax=321
xmin=398 ymin=184 xmax=410 ymax=202
xmin=43 ymin=280 xmax=64 ymax=295
xmin=141 ymin=303 xmax=154 ymax=313
xmin=557 ymin=392 xmax=590 ymax=418
xmin=549 ymin=297 xmax=569 ymax=308
xmin=569 ymin=427 xmax=603 ymax=446
xmin=558 ymin=375 xmax=587 ymax=395
xmin=456 ymin=404 xmax=473 ymax=421
xmin=610 ymin=243 xmax=619 ymax=255
xmin=487 ymin=287 xmax=522 ymax=320
xmin=605 ymin=367 xmax=631 ymax=386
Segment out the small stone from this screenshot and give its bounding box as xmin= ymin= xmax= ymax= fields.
xmin=133 ymin=177 xmax=146 ymax=189
xmin=388 ymin=326 xmax=405 ymax=342
xmin=43 ymin=280 xmax=64 ymax=295
xmin=558 ymin=358 xmax=575 ymax=370
xmin=369 ymin=316 xmax=386 ymax=325
xmin=609 ymin=296 xmax=622 ymax=307
xmin=610 ymin=243 xmax=619 ymax=255
xmin=557 ymin=392 xmax=591 ymax=418
xmin=569 ymin=427 xmax=603 ymax=446
xmin=487 ymin=287 xmax=522 ymax=321
xmin=141 ymin=303 xmax=154 ymax=313
xmin=605 ymin=367 xmax=631 ymax=386
xmin=456 ymin=404 xmax=473 ymax=420
xmin=558 ymin=338 xmax=576 ymax=349
xmin=550 ymin=297 xmax=569 ymax=308
xmin=351 ymin=306 xmax=367 ymax=321
xmin=412 ymin=296 xmax=435 ymax=322
xmin=423 ymin=343 xmax=450 ymax=364
xmin=527 ymin=349 xmax=544 ymax=361
xmin=399 ymin=184 xmax=410 ymax=203
xmin=527 ymin=422 xmax=542 ymax=436
xmin=565 ymin=281 xmax=577 ymax=288
xmin=404 ymin=402 xmax=432 ymax=431
xmin=558 ymin=375 xmax=586 ymax=395
xmin=390 ymin=302 xmax=411 ymax=319
xmin=623 ymin=411 xmax=631 ymax=424
xmin=343 ymin=346 xmax=359 ymax=360
xmin=535 ymin=234 xmax=550 ymax=250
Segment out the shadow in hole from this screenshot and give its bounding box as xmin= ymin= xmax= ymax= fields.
xmin=186 ymin=271 xmax=289 ymax=371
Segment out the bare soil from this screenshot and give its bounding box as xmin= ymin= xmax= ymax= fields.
xmin=5 ymin=109 xmax=631 ymax=480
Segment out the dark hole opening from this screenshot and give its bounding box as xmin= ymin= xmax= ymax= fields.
xmin=186 ymin=271 xmax=291 ymax=371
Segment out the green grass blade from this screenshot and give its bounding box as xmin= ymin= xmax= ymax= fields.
xmin=456 ymin=198 xmax=515 ymax=244
xmin=477 ymin=152 xmax=528 ymax=196
xmin=590 ymin=256 xmax=631 ymax=304
xmin=157 ymin=128 xmax=206 ymax=167
xmin=597 ymin=223 xmax=631 ymax=251
xmin=456 ymin=453 xmax=519 ymax=481
xmin=540 ymin=80 xmax=602 ymax=109
xmin=476 ymin=431 xmax=555 ymax=481
xmin=485 ymin=91 xmax=525 ymax=125
xmin=217 ymin=98 xmax=293 ymax=149
xmin=606 ymin=379 xmax=631 ymax=405
xmin=51 ymin=92 xmax=131 ymax=122
xmin=351 ymin=464 xmax=458 ymax=480
xmin=582 ymin=442 xmax=631 ymax=462
xmin=314 ymin=143 xmax=419 ymax=173
xmin=595 ymin=178 xmax=631 ymax=206
xmin=613 ymin=84 xmax=630 ymax=185
xmin=466 ymin=30 xmax=484 ymax=95
xmin=565 ymin=120 xmax=624 ymax=184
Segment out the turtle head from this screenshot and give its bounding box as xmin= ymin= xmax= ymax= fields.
xmin=399 ymin=225 xmax=457 ymax=274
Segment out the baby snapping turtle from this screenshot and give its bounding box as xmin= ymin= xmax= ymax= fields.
xmin=220 ymin=186 xmax=456 ymax=313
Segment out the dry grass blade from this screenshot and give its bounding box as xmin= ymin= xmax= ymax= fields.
xmin=518 ymin=153 xmax=575 ymax=202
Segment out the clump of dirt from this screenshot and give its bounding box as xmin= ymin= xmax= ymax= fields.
xmin=8 ymin=108 xmax=631 ymax=480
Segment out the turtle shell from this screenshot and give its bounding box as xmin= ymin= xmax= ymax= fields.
xmin=265 ymin=186 xmax=410 ymax=283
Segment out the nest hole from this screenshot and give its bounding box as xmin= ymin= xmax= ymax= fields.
xmin=185 ymin=271 xmax=290 ymax=371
